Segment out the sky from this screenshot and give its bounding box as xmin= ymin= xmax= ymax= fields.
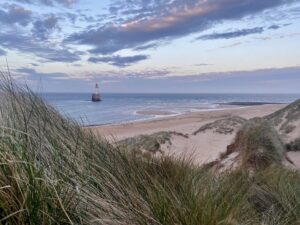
xmin=0 ymin=0 xmax=300 ymax=93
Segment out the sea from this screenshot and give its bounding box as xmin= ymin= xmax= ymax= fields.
xmin=41 ymin=93 xmax=300 ymax=126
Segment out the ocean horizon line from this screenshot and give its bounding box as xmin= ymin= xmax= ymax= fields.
xmin=40 ymin=92 xmax=300 ymax=95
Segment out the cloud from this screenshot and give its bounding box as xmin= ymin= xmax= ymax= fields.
xmin=0 ymin=48 xmax=6 ymax=56
xmin=80 ymin=66 xmax=300 ymax=94
xmin=16 ymin=67 xmax=68 ymax=80
xmin=0 ymin=31 xmax=80 ymax=62
xmin=65 ymin=12 xmax=77 ymax=23
xmin=133 ymin=42 xmax=160 ymax=51
xmin=268 ymin=23 xmax=291 ymax=30
xmin=88 ymin=55 xmax=149 ymax=67
xmin=0 ymin=4 xmax=32 ymax=26
xmin=268 ymin=25 xmax=281 ymax=30
xmin=198 ymin=23 xmax=291 ymax=41
xmin=15 ymin=64 xmax=300 ymax=94
xmin=197 ymin=27 xmax=264 ymax=40
xmin=66 ymin=0 xmax=296 ymax=54
xmin=220 ymin=42 xmax=243 ymax=49
xmin=32 ymin=15 xmax=59 ymax=40
xmin=194 ymin=63 xmax=212 ymax=67
xmin=14 ymin=0 xmax=77 ymax=7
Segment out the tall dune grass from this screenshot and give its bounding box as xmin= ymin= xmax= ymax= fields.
xmin=229 ymin=118 xmax=285 ymax=170
xmin=0 ymin=73 xmax=300 ymax=225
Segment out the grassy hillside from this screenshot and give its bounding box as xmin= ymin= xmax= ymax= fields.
xmin=266 ymin=99 xmax=300 ymax=143
xmin=266 ymin=99 xmax=300 ymax=129
xmin=0 ymin=75 xmax=300 ymax=225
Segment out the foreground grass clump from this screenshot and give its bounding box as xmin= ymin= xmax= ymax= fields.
xmin=227 ymin=118 xmax=286 ymax=170
xmin=250 ymin=166 xmax=300 ymax=224
xmin=0 ymin=75 xmax=300 ymax=225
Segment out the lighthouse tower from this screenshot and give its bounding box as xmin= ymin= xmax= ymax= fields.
xmin=92 ymin=83 xmax=101 ymax=102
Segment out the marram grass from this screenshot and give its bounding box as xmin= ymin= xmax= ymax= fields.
xmin=0 ymin=73 xmax=300 ymax=225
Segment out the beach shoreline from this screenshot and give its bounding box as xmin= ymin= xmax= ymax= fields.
xmin=87 ymin=103 xmax=288 ymax=164
xmin=88 ymin=103 xmax=287 ymax=139
xmin=85 ymin=102 xmax=284 ymax=127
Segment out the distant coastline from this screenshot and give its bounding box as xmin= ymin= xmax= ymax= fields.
xmin=219 ymin=102 xmax=283 ymax=106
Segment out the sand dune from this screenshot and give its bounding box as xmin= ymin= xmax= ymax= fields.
xmin=266 ymin=99 xmax=300 ymax=143
xmin=89 ymin=104 xmax=287 ymax=165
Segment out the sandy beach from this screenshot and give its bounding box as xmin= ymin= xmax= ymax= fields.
xmin=88 ymin=104 xmax=288 ymax=165
xmin=89 ymin=104 xmax=286 ymax=139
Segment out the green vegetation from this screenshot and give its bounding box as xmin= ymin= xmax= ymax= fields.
xmin=266 ymin=99 xmax=300 ymax=134
xmin=228 ymin=118 xmax=286 ymax=169
xmin=0 ymin=75 xmax=300 ymax=225
xmin=193 ymin=116 xmax=246 ymax=135
xmin=118 ymin=131 xmax=188 ymax=156
xmin=286 ymin=138 xmax=300 ymax=152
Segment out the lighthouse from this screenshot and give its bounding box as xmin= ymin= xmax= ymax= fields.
xmin=92 ymin=83 xmax=101 ymax=102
